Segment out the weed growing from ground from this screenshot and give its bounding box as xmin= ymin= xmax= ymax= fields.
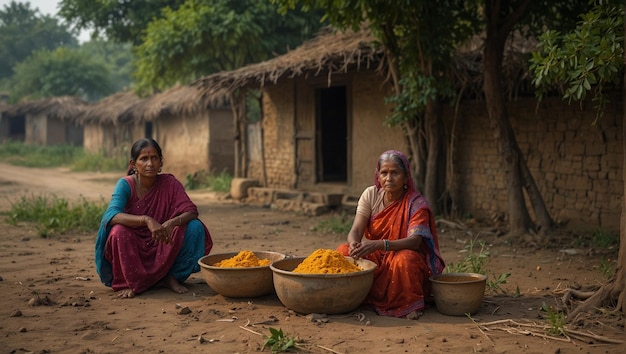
xmin=263 ymin=328 xmax=297 ymax=353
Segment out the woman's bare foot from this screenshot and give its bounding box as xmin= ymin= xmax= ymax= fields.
xmin=117 ymin=288 xmax=135 ymax=298
xmin=406 ymin=311 xmax=422 ymax=320
xmin=163 ymin=274 xmax=188 ymax=294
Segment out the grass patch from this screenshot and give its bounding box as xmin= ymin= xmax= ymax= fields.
xmin=312 ymin=211 xmax=352 ymax=234
xmin=7 ymin=193 xmax=107 ymax=237
xmin=0 ymin=141 xmax=126 ymax=172
xmin=70 ymin=151 xmax=128 ymax=172
xmin=0 ymin=141 xmax=82 ymax=167
xmin=185 ymin=169 xmax=233 ymax=192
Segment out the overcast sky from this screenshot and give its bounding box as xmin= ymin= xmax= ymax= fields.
xmin=1 ymin=0 xmax=91 ymax=42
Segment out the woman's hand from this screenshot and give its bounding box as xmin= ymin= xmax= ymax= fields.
xmin=145 ymin=216 xmax=172 ymax=244
xmin=348 ymin=239 xmax=380 ymax=259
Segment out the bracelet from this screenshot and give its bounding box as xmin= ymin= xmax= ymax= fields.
xmin=383 ymin=239 xmax=389 ymax=252
xmin=178 ymin=217 xmax=182 ymax=226
xmin=141 ymin=215 xmax=146 ymax=225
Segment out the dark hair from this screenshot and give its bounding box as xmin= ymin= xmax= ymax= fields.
xmin=377 ymin=151 xmax=407 ymax=176
xmin=127 ymin=138 xmax=163 ymax=175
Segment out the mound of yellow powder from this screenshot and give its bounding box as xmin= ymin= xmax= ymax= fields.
xmin=213 ymin=251 xmax=270 ymax=268
xmin=293 ymin=249 xmax=362 ymax=274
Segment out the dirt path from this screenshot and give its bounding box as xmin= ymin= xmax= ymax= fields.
xmin=0 ymin=164 xmax=623 ymax=353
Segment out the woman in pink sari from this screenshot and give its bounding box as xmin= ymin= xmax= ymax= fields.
xmin=337 ymin=150 xmax=445 ymax=319
xmin=95 ymin=138 xmax=213 ymax=298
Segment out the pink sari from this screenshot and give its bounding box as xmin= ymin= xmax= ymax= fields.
xmin=97 ymin=174 xmax=212 ymax=293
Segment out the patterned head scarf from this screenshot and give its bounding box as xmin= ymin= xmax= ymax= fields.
xmin=374 ymin=150 xmax=415 ymax=192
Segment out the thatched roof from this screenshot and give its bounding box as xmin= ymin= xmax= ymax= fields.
xmin=77 ymin=91 xmax=142 ymax=125
xmin=3 ymin=96 xmax=88 ymax=122
xmin=192 ymin=24 xmax=541 ymax=104
xmin=120 ymin=84 xmax=220 ymax=123
xmin=191 ymin=26 xmax=384 ymax=102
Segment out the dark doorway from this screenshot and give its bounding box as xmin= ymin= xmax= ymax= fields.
xmin=9 ymin=116 xmax=25 ymax=140
xmin=316 ymin=86 xmax=347 ymax=182
xmin=145 ymin=122 xmax=153 ymax=139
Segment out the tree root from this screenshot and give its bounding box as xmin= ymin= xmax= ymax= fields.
xmin=474 ymin=319 xmax=624 ymax=345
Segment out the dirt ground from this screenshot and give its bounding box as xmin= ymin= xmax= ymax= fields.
xmin=0 ymin=163 xmax=624 ymax=354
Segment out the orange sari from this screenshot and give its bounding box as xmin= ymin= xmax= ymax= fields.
xmin=338 ymin=191 xmax=445 ymax=317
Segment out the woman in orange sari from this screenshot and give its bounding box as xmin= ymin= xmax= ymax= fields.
xmin=337 ymin=150 xmax=445 ymax=319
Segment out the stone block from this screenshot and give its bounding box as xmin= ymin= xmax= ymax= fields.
xmin=230 ymin=178 xmax=259 ymax=200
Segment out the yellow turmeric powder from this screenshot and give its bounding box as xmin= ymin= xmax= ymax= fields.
xmin=213 ymin=251 xmax=270 ymax=268
xmin=293 ymin=249 xmax=362 ymax=274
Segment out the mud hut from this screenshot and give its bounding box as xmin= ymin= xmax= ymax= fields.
xmin=77 ymin=91 xmax=143 ymax=158
xmin=120 ymin=85 xmax=234 ymax=184
xmin=193 ymin=26 xmax=395 ymax=201
xmin=2 ymin=96 xmax=87 ymax=146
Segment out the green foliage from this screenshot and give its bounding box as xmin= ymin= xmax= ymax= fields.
xmin=0 ymin=1 xmax=77 ymax=80
xmin=79 ymin=40 xmax=134 ymax=93
xmin=541 ymin=301 xmax=567 ymax=337
xmin=185 ymin=170 xmax=233 ymax=192
xmin=0 ymin=141 xmax=82 ymax=167
xmin=133 ymin=0 xmax=323 ymax=94
xmin=70 ymin=151 xmax=128 ymax=173
xmin=263 ymin=327 xmax=297 ymax=354
xmin=59 ymin=0 xmax=186 ymax=45
xmin=529 ymin=2 xmax=624 ymax=122
xmin=7 ymin=193 xmax=107 ymax=237
xmin=312 ymin=211 xmax=352 ymax=234
xmin=446 ymin=239 xmax=512 ymax=295
xmin=10 ymin=46 xmax=113 ymax=102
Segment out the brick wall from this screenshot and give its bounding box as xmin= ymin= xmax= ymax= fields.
xmin=449 ymin=95 xmax=623 ymax=232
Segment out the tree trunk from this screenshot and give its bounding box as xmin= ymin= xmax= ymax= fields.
xmin=402 ymin=119 xmax=425 ymax=193
xmin=483 ymin=30 xmax=533 ymax=237
xmin=229 ymin=91 xmax=247 ymax=178
xmin=425 ymin=100 xmax=445 ymax=215
xmin=569 ymin=9 xmax=626 ymax=321
xmin=519 ymin=157 xmax=554 ymax=234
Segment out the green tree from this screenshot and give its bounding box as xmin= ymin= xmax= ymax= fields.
xmin=134 ymin=0 xmax=323 ymax=94
xmin=0 ymin=1 xmax=77 ymax=80
xmin=80 ymin=39 xmax=134 ymax=92
xmin=529 ymin=0 xmax=624 ymax=321
xmin=59 ymin=0 xmax=186 ymax=44
xmin=10 ymin=47 xmax=113 ymax=101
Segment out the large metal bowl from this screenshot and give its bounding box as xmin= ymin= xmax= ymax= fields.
xmin=198 ymin=251 xmax=286 ymax=298
xmin=270 ymin=257 xmax=376 ymax=315
xmin=429 ymin=272 xmax=487 ymax=316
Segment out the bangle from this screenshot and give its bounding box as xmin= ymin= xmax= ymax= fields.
xmin=383 ymin=239 xmax=389 ymax=252
xmin=178 ymin=217 xmax=182 ymax=226
xmin=141 ymin=215 xmax=146 ymax=225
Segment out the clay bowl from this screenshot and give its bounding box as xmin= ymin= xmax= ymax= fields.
xmin=197 ymin=251 xmax=286 ymax=298
xmin=270 ymin=257 xmax=376 ymax=315
xmin=429 ymin=272 xmax=487 ymax=316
